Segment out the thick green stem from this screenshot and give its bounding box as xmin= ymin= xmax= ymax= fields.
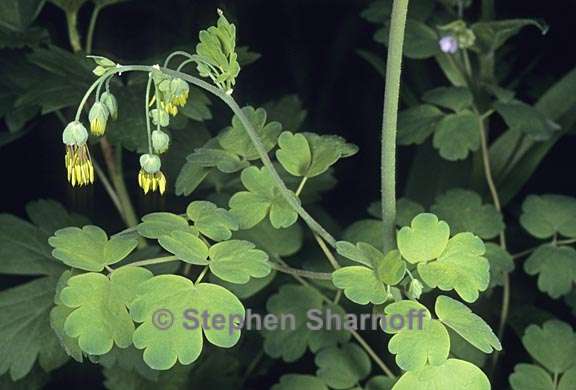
xmin=65 ymin=11 xmax=82 ymax=53
xmin=380 ymin=0 xmax=409 ymax=253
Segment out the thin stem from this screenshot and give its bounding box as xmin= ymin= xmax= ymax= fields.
xmin=270 ymin=262 xmax=332 ymax=280
xmin=145 ymin=74 xmax=153 ymax=153
xmin=313 ymin=233 xmax=340 ymax=269
xmin=86 ymin=5 xmax=102 ymax=54
xmin=295 ymin=177 xmax=308 ymax=197
xmin=93 ymin=159 xmax=124 ymax=218
xmin=380 ymin=0 xmax=409 ymax=253
xmin=350 ymin=329 xmax=396 ymax=378
xmin=126 ymin=256 xmax=178 ymax=268
xmin=195 ymin=267 xmax=208 ymax=284
xmin=482 ymin=0 xmax=495 ymax=20
xmin=113 ymin=147 xmax=140 ymax=228
xmin=512 ymin=238 xmax=576 ymax=259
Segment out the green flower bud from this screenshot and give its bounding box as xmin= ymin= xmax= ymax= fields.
xmin=140 ymin=153 xmax=162 ymax=173
xmin=151 ymin=130 xmax=170 ymax=154
xmin=88 ymin=102 xmax=110 ymax=136
xmin=408 ymin=279 xmax=424 ymax=300
xmin=100 ymin=92 xmax=118 ymax=120
xmin=62 ymin=121 xmax=89 ymax=146
xmin=150 ymin=109 xmax=170 ymax=127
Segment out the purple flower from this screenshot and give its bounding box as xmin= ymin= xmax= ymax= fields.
xmin=439 ymin=35 xmax=458 ymax=54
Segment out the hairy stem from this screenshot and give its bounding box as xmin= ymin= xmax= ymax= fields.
xmin=380 ymin=0 xmax=409 ymax=253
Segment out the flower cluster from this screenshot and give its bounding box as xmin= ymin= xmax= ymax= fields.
xmin=62 ymin=121 xmax=94 ymax=187
xmin=438 ymin=20 xmax=476 ymax=54
xmin=152 ymin=69 xmax=189 ymax=117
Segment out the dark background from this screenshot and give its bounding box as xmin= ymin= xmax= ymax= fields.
xmin=1 ymin=0 xmax=575 ymax=388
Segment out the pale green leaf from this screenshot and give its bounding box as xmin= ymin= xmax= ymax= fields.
xmin=186 ymin=201 xmax=239 ymax=241
xmin=137 ymin=212 xmax=192 ymax=240
xmin=272 ymin=374 xmax=328 ymax=390
xmin=485 ymin=243 xmax=514 ymax=288
xmin=158 ymin=231 xmax=209 ymax=265
xmin=418 ymin=233 xmax=489 ymax=302
xmin=131 ymin=275 xmax=245 ymax=370
xmin=276 ymin=132 xmax=312 ymax=176
xmin=559 ymin=366 xmax=576 ymax=390
xmin=397 ymin=213 xmax=450 ymax=264
xmin=392 ymin=359 xmax=490 ymax=390
xmin=234 ymin=219 xmax=303 ymax=257
xmin=495 ymin=101 xmax=559 ymax=141
xmin=397 ymin=105 xmax=444 ymax=145
xmin=208 ymin=240 xmax=270 ymax=284
xmin=435 ymin=295 xmax=502 ymax=353
xmin=59 ymin=267 xmax=153 ymax=355
xmin=49 ymin=226 xmax=138 ymax=272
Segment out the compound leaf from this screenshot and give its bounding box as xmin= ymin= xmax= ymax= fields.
xmin=432 ymin=111 xmax=480 ymax=161
xmin=186 ymin=201 xmax=239 ymax=241
xmin=520 ymin=195 xmax=576 ymax=239
xmin=524 ymin=245 xmax=576 ymax=299
xmin=509 ymin=364 xmax=555 ymax=390
xmin=137 ymin=212 xmax=192 ymax=240
xmin=49 ymin=226 xmax=138 ymax=272
xmin=522 ymin=320 xmax=576 ymax=375
xmin=392 ymin=359 xmax=490 ymax=390
xmin=315 ymin=343 xmax=371 ymax=389
xmin=207 ymin=240 xmax=271 ymax=284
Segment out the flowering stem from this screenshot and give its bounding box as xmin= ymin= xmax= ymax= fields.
xmin=86 ymin=5 xmax=102 ymax=55
xmin=145 ymin=74 xmax=153 ymax=154
xmin=380 ymin=0 xmax=409 ymax=253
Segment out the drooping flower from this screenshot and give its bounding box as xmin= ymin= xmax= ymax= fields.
xmin=169 ymin=78 xmax=189 ymax=107
xmin=88 ymin=102 xmax=110 ymax=136
xmin=151 ymin=130 xmax=170 ymax=154
xmin=100 ymin=91 xmax=118 ymax=120
xmin=62 ymin=121 xmax=94 ymax=187
xmin=138 ymin=154 xmax=166 ymax=194
xmin=439 ymin=35 xmax=459 ymax=54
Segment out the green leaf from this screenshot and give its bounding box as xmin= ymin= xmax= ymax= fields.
xmin=186 ymin=201 xmax=239 ymax=241
xmin=332 ymin=266 xmax=389 ymax=305
xmin=435 ymin=295 xmax=501 ymax=353
xmin=495 ymin=101 xmax=559 ymax=141
xmin=276 ymin=132 xmax=358 ymax=178
xmin=158 ymin=231 xmax=209 ymax=265
xmin=207 ymin=240 xmax=270 ymax=284
xmin=520 ymin=195 xmax=576 ymax=239
xmin=175 ymin=162 xmax=210 ymax=196
xmin=229 ymin=166 xmax=299 ymax=229
xmin=522 ymin=320 xmax=576 ymax=375
xmin=209 ymin=271 xmax=276 ymax=300
xmin=343 ymin=219 xmax=384 ymax=249
xmin=418 ymin=233 xmax=490 ymax=302
xmin=365 ymin=376 xmax=396 ymax=390
xmin=367 ymin=198 xmax=424 ymax=228
xmin=272 ymin=374 xmax=328 ymax=390
xmin=524 ymin=245 xmax=576 ymax=299
xmin=0 ymin=276 xmax=68 ymax=381
xmin=397 ymin=213 xmax=450 ymax=264
xmin=0 ymin=26 xmax=48 ymax=49
xmin=485 ymin=243 xmax=514 ymax=288
xmin=397 ymin=105 xmax=444 ymax=145
xmin=49 ymin=226 xmax=138 ymax=272
xmin=333 ymin=243 xmax=405 ymax=304
xmin=0 ymin=0 xmax=45 ymax=31
xmin=431 ymin=189 xmax=504 ymax=239
xmin=195 ymin=10 xmax=240 ymax=92
xmin=392 ymin=359 xmax=490 ymax=390
xmin=219 ymin=106 xmax=282 ymax=160
xmin=59 ymin=267 xmax=153 ymax=355
xmin=25 ymin=199 xmax=90 ymax=235
xmin=234 ymin=219 xmax=303 ymax=257
xmin=384 ymin=300 xmax=449 ymax=371
xmin=315 ymin=343 xmax=371 ymax=389
xmin=276 ymin=132 xmax=312 ymax=176
xmin=131 ymin=275 xmax=245 ymax=370
xmin=263 ymin=95 xmax=308 ymax=131
xmin=422 ymin=87 xmax=473 ymax=112
xmin=178 ymin=86 xmax=212 ymax=122
xmin=472 ymin=19 xmax=548 ymax=53
xmin=263 ymin=285 xmax=350 ymax=362
xmin=433 ymin=111 xmax=480 ymax=161
xmin=375 ymin=19 xmax=439 ymax=59
xmin=186 ymin=147 xmax=248 ymax=174
xmin=137 ymin=212 xmax=192 ymax=239
xmin=509 ymin=364 xmax=555 ymax=390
